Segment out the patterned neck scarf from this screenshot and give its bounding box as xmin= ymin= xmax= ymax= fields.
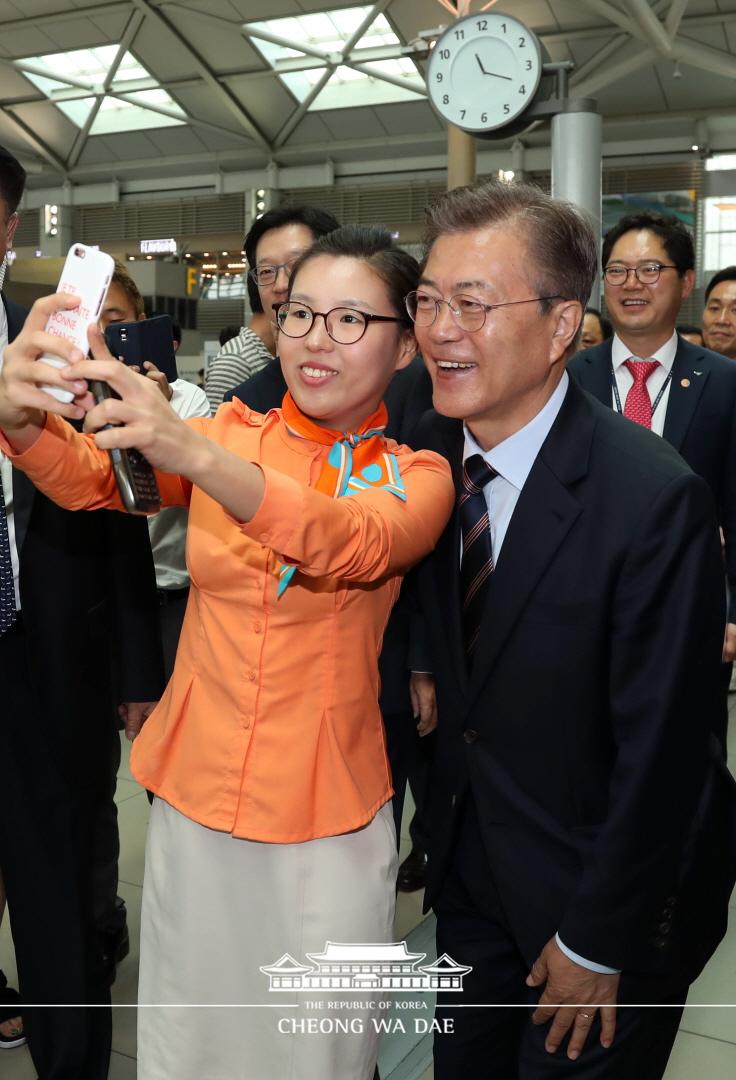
xmin=278 ymin=391 xmax=406 ymax=597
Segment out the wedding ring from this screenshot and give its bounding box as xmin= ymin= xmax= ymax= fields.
xmin=578 ymin=1011 xmax=593 ymax=1020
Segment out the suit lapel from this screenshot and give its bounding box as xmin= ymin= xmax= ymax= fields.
xmin=663 ymin=340 xmax=710 ymax=451
xmin=574 ymin=340 xmax=612 ymax=405
xmin=427 ymin=420 xmax=469 ymax=697
xmin=467 ymin=383 xmax=592 ymax=706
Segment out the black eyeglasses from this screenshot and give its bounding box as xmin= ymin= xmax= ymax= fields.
xmin=603 ymin=263 xmax=677 ymax=286
xmin=405 ymin=290 xmax=564 ymax=333
xmin=273 ymin=301 xmax=408 ymax=345
xmin=248 ymin=258 xmax=304 ymax=286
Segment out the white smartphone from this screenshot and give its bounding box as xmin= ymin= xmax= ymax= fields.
xmin=40 ymin=244 xmax=114 ymax=403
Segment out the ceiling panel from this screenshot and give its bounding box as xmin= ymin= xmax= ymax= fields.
xmin=320 ymin=106 xmax=387 ymax=140
xmin=371 ymin=99 xmax=441 ymax=136
xmin=0 ymin=26 xmax=60 ymax=57
xmin=78 ymin=134 xmax=121 ymax=164
xmin=227 ymin=75 xmax=296 ymax=139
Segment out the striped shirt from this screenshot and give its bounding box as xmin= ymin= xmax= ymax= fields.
xmin=205 ymin=326 xmax=273 ymax=412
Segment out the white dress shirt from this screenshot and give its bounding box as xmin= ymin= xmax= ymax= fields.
xmin=463 ymin=370 xmax=619 ymax=976
xmin=611 ymin=331 xmax=678 ymax=438
xmin=147 ymin=379 xmax=211 ymax=589
xmin=0 ymin=301 xmax=20 ymax=609
xmin=462 ymin=372 xmax=569 ymax=563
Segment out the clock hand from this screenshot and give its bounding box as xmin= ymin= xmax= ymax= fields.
xmin=474 ymin=55 xmax=512 ymax=81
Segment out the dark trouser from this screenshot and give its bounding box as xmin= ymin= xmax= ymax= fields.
xmin=0 ymin=620 xmax=111 ymax=1079
xmin=433 ymin=798 xmax=685 ymax=1080
xmin=383 ymin=710 xmax=435 ymax=851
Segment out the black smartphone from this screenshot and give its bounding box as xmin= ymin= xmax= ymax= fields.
xmin=89 ymin=378 xmax=161 ymax=515
xmin=104 ymin=315 xmax=178 ymax=383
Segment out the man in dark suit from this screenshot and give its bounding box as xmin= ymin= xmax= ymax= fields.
xmin=569 ymin=211 xmax=736 ymax=748
xmin=0 ymin=146 xmax=164 ymax=1078
xmin=408 ymin=181 xmax=736 ymax=1078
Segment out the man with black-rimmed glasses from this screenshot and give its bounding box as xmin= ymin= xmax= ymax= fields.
xmin=570 ymin=210 xmax=736 ymax=749
xmin=204 ymin=205 xmax=339 ymax=412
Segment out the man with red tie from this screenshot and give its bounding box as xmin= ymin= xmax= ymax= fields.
xmin=569 ymin=211 xmax=736 ymax=748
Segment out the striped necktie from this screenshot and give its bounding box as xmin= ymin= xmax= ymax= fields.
xmin=0 ymin=468 xmax=17 ymax=634
xmin=459 ymin=454 xmax=497 ymax=658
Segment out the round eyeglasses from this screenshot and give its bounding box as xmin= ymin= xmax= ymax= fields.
xmin=273 ymin=301 xmax=408 ymax=345
xmin=405 ymin=290 xmax=564 ymax=333
xmin=248 ymin=258 xmax=302 ymax=287
xmin=603 ymin=263 xmax=677 ymax=286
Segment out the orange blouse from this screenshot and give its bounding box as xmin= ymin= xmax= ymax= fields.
xmin=3 ymin=400 xmax=453 ymax=842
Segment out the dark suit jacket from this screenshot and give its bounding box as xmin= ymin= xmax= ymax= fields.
xmin=569 ymin=335 xmax=736 ymax=620
xmin=225 ymin=354 xmax=434 ymax=714
xmin=413 ymin=379 xmax=736 ymax=987
xmin=4 ymin=295 xmax=165 ymax=786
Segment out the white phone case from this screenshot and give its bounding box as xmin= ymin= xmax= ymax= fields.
xmin=41 ymin=244 xmax=114 ymax=403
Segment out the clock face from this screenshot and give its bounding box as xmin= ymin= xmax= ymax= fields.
xmin=426 ymin=12 xmax=542 ymax=133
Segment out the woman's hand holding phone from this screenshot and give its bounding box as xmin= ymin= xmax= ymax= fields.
xmin=0 ymin=293 xmax=92 ymax=449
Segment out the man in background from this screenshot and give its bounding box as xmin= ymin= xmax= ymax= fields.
xmin=0 ymin=144 xmax=164 ymax=1078
xmin=702 ymin=266 xmax=736 ymax=359
xmin=570 ymin=210 xmax=736 ymax=749
xmin=204 ymin=205 xmax=338 ymax=411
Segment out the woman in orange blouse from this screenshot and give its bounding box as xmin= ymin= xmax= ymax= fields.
xmin=0 ymin=226 xmax=454 ymax=1080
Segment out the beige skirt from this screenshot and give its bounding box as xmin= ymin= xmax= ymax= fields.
xmin=138 ymin=797 xmax=398 ymax=1080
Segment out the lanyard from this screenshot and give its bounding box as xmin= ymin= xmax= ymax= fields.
xmin=611 ymin=364 xmax=672 ymax=419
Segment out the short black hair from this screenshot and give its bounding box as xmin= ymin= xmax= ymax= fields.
xmin=0 ymin=144 xmax=26 ymax=216
xmin=219 ymin=324 xmax=241 ymax=347
xmin=287 ymin=224 xmax=418 ymax=325
xmin=677 ymin=323 xmax=702 ymax=337
xmin=602 ymin=211 xmax=694 ymax=275
xmin=171 ymin=320 xmax=182 ymax=345
xmin=705 ymin=266 xmax=736 ymax=303
xmin=244 ymin=206 xmax=339 ymax=271
xmin=584 ymin=306 xmax=612 ymax=339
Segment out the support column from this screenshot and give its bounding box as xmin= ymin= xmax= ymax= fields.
xmin=551 ymin=108 xmax=602 ymax=304
xmin=447 ymin=124 xmax=476 ymax=191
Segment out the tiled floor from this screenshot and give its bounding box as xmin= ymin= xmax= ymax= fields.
xmin=2 ymin=710 xmax=736 ymax=1079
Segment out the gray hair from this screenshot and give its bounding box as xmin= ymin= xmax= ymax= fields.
xmin=424 ymin=180 xmax=597 ymax=313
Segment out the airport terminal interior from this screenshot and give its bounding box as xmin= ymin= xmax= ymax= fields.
xmin=2 ymin=0 xmax=736 ymax=1078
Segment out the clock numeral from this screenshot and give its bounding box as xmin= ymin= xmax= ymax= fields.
xmin=481 ymin=112 xmax=488 ymax=124
xmin=460 ymin=109 xmax=466 ymax=119
xmin=443 ymin=94 xmax=449 ymax=105
xmin=476 ymin=19 xmax=488 ymax=31
xmin=501 ymin=22 xmax=507 ymax=33
xmin=436 ymin=72 xmax=443 ymax=82
xmin=525 ymin=60 xmax=532 ymax=70
xmin=439 ymin=48 xmax=450 ymax=59
xmin=519 ymin=84 xmax=526 ymax=95
xmin=454 ymin=28 xmax=465 ymax=40
xmin=518 ymin=36 xmax=526 ymax=47
xmin=503 ymin=104 xmax=510 ymax=115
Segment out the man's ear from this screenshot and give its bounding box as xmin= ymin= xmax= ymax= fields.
xmin=550 ymin=300 xmax=583 ymax=362
xmin=395 ymin=327 xmax=417 ymax=372
xmin=681 ymin=268 xmax=695 ymax=302
xmin=6 ymin=213 xmax=19 ymax=249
